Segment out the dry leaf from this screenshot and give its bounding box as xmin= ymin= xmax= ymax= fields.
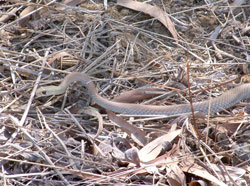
xmin=107 ymin=110 xmax=147 ymax=146
xmin=0 ymin=7 xmax=18 ymax=23
xmin=57 ymin=0 xmax=87 ymax=11
xmin=189 ymin=180 xmax=208 ymax=186
xmin=210 ymin=116 xmax=246 ymax=134
xmin=47 ymin=51 xmax=73 ymax=65
xmin=108 ymin=87 xmax=166 ymax=146
xmin=63 ymin=0 xmax=86 ymax=6
xmin=19 ymin=6 xmax=34 ymax=27
xmin=165 ymin=156 xmax=186 ymax=186
xmin=112 ymin=87 xmax=163 ymax=103
xmin=138 ymin=129 xmax=181 ymax=162
xmin=181 ymin=163 xmax=228 ymax=186
xmin=209 ymin=164 xmax=246 ymax=182
xmin=124 ymin=147 xmax=140 ymax=166
xmin=167 ymin=177 xmax=183 ymax=186
xmin=117 ymin=0 xmax=178 ymax=40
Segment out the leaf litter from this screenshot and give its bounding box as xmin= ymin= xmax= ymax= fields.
xmin=0 ymin=0 xmax=249 ymax=185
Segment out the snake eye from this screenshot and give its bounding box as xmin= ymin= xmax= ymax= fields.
xmin=41 ymin=90 xmax=47 ymax=95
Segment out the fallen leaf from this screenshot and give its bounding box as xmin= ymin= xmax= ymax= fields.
xmin=0 ymin=7 xmax=18 ymax=23
xmin=107 ymin=110 xmax=147 ymax=146
xmin=117 ymin=0 xmax=178 ymax=40
xmin=181 ymin=162 xmax=228 ymax=186
xmin=19 ymin=6 xmax=34 ymax=27
xmin=63 ymin=0 xmax=86 ymax=6
xmin=138 ymin=129 xmax=181 ymax=162
xmin=166 ymin=159 xmax=186 ymax=186
xmin=108 ymin=87 xmax=166 ymax=146
xmin=47 ymin=51 xmax=73 ymax=65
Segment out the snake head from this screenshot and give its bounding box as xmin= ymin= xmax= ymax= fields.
xmin=36 ymin=87 xmax=49 ymax=97
xmin=36 ymin=86 xmax=62 ymax=97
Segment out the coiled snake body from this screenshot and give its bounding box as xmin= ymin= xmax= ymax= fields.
xmin=36 ymin=72 xmax=250 ymax=116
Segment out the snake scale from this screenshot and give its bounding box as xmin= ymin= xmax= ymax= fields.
xmin=36 ymin=72 xmax=250 ymax=116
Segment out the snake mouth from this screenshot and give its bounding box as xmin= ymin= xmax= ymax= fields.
xmin=36 ymin=72 xmax=250 ymax=116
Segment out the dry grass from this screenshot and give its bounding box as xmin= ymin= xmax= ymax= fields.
xmin=0 ymin=0 xmax=250 ymax=185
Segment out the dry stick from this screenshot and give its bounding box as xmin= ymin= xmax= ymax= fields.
xmin=85 ymin=41 xmax=119 ymax=73
xmin=0 ymin=95 xmax=23 ymax=114
xmin=0 ymin=0 xmax=57 ymax=31
xmin=9 ymin=115 xmax=69 ymax=186
xmin=111 ymin=66 xmax=245 ymax=98
xmin=192 ymin=76 xmax=241 ymax=95
xmin=185 ymin=52 xmax=200 ymax=139
xmin=37 ymin=108 xmax=78 ymax=170
xmin=64 ymin=108 xmax=106 ymax=157
xmin=6 ymin=53 xmax=48 ymax=143
xmin=0 ymin=156 xmax=109 ymax=181
xmin=109 ymin=69 xmax=186 ymax=93
xmin=10 ymin=51 xmax=70 ymax=185
xmin=185 ymin=55 xmax=239 ymax=183
xmin=198 ymin=134 xmax=239 ymax=185
xmin=0 ymin=81 xmax=29 ymax=98
xmin=1 ymin=63 xmax=44 ymax=77
xmin=184 ymin=54 xmax=225 ymax=182
xmin=0 ymin=57 xmax=72 ymax=75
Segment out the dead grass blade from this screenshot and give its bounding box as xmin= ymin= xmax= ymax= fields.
xmin=117 ymin=0 xmax=178 ymax=40
xmin=63 ymin=166 xmax=110 ymax=181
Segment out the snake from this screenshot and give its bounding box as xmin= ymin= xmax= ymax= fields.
xmin=36 ymin=72 xmax=250 ymax=116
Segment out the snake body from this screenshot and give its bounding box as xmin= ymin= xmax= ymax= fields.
xmin=36 ymin=72 xmax=250 ymax=116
